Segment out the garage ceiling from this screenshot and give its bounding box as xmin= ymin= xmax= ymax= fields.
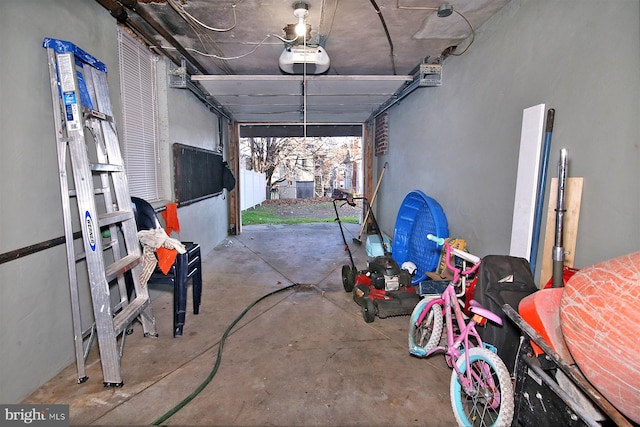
xmin=100 ymin=0 xmax=510 ymax=125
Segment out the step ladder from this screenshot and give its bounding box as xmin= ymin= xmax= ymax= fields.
xmin=43 ymin=38 xmax=157 ymax=387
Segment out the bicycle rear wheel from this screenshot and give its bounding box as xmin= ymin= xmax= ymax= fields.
xmin=408 ymin=298 xmax=443 ymax=357
xmin=450 ymin=347 xmax=514 ymax=427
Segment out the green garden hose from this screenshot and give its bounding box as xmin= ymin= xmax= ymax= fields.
xmin=152 ymin=282 xmax=300 ymax=425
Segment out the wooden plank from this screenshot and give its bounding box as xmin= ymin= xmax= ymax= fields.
xmin=229 ymin=122 xmax=240 ymax=235
xmin=540 ymin=177 xmax=583 ymax=287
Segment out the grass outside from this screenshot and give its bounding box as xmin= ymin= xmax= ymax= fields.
xmin=242 ymin=200 xmax=360 ymax=226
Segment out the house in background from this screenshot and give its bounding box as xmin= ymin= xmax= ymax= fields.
xmin=331 ymin=138 xmax=362 ymax=197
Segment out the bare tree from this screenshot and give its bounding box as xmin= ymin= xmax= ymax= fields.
xmin=240 ymin=136 xmax=358 ymax=197
xmin=241 ymin=136 xmax=318 ymax=186
xmin=243 ymin=136 xmax=283 ymax=187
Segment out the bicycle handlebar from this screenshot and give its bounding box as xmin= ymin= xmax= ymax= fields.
xmin=427 ymin=234 xmax=446 ymax=246
xmin=427 ymin=234 xmax=481 ymax=284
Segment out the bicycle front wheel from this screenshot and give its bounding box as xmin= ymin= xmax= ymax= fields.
xmin=408 ymin=298 xmax=443 ymax=357
xmin=450 ymin=347 xmax=514 ymax=427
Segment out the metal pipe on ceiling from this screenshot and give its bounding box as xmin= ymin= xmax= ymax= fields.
xmin=116 ymin=0 xmax=211 ymax=75
xmin=366 ymin=57 xmax=441 ymax=123
xmin=186 ymin=80 xmax=233 ymax=121
xmin=94 ymin=0 xmax=234 ymax=121
xmin=367 ymin=78 xmax=420 ymax=122
xmin=95 ymin=0 xmax=182 ymax=68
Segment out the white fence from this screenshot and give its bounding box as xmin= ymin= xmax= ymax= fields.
xmin=240 ymin=169 xmax=266 ymax=211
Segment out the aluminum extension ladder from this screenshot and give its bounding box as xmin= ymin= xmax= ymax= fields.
xmin=43 ymin=38 xmax=157 ymax=387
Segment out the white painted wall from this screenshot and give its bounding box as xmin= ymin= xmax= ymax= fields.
xmin=0 ymin=0 xmax=230 ymax=403
xmin=375 ymin=0 xmax=640 ymax=280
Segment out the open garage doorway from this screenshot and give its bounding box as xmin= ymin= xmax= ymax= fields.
xmin=231 ymin=124 xmax=373 ymax=235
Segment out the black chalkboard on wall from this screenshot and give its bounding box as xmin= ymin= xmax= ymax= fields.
xmin=173 ymin=143 xmax=223 ymax=206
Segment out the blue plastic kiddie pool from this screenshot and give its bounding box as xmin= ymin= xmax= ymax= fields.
xmin=392 ymin=190 xmax=449 ymax=284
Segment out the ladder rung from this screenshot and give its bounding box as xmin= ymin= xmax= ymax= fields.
xmin=69 ymin=187 xmax=107 ymax=197
xmin=102 ymin=239 xmax=115 ymax=252
xmin=82 ymin=324 xmax=95 ymax=340
xmin=112 ymin=296 xmax=149 ymax=335
xmin=113 ymin=300 xmax=127 ymax=313
xmin=75 ymin=250 xmax=86 ymax=263
xmin=98 ymin=210 xmax=134 ymax=228
xmin=105 ymin=253 xmax=140 ymax=283
xmin=91 ymin=163 xmax=124 ymax=173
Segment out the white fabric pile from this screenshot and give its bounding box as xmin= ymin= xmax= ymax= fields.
xmin=137 ymin=228 xmax=186 ymax=286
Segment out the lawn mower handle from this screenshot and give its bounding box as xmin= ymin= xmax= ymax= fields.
xmin=332 ymin=196 xmax=359 ymax=207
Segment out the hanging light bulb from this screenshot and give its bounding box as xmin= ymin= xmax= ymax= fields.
xmin=295 ymin=16 xmax=307 ymax=37
xmin=292 ymin=2 xmax=309 ymax=39
xmin=279 ymin=0 xmax=330 ymax=75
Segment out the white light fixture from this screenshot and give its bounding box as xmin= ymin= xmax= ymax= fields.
xmin=293 ymin=2 xmax=309 ymax=39
xmin=279 ymin=1 xmax=330 ymax=74
xmin=279 ymin=45 xmax=330 ymax=74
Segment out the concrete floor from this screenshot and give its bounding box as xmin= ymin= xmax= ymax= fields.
xmin=24 ymin=222 xmax=456 ymax=426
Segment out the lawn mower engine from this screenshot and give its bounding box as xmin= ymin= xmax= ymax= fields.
xmin=350 ymin=255 xmax=421 ymax=323
xmin=369 ymin=255 xmax=411 ymax=291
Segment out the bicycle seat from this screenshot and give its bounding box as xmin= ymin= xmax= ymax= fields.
xmin=469 ymin=300 xmax=502 ymax=325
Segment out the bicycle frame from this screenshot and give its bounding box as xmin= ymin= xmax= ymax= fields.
xmin=417 ymin=285 xmax=487 ymax=393
xmin=414 ymin=236 xmax=501 ymax=396
xmin=409 ymin=236 xmax=515 ymax=425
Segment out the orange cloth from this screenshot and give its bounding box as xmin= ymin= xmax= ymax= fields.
xmin=156 ymin=246 xmax=178 ymax=275
xmin=162 ymin=203 xmax=180 ymax=235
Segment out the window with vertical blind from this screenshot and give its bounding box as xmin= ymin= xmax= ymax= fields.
xmin=117 ymin=29 xmax=163 ymax=201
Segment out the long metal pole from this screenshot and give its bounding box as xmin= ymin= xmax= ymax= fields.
xmin=529 ymin=108 xmax=555 ymax=275
xmin=552 ymin=148 xmax=568 ymax=288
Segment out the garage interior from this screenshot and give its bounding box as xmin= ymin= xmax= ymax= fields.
xmin=25 ymin=222 xmax=464 ymax=425
xmin=1 ymin=0 xmax=639 ymax=426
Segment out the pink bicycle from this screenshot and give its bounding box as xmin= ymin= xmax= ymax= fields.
xmin=408 ymin=234 xmax=514 ymax=427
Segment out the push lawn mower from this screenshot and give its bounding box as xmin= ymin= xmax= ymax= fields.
xmin=333 ymin=196 xmax=420 ymax=323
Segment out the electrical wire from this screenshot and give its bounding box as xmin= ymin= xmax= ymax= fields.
xmin=151 ymin=282 xmax=301 ymax=426
xmin=165 ymin=0 xmax=236 ymax=74
xmin=161 ymin=34 xmax=283 ymax=60
xmin=369 ymin=0 xmax=397 ymax=75
xmin=158 ymin=31 xmax=303 ymax=61
xmin=167 ymin=0 xmax=239 ymax=32
xmin=446 ymin=11 xmax=475 ymax=56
